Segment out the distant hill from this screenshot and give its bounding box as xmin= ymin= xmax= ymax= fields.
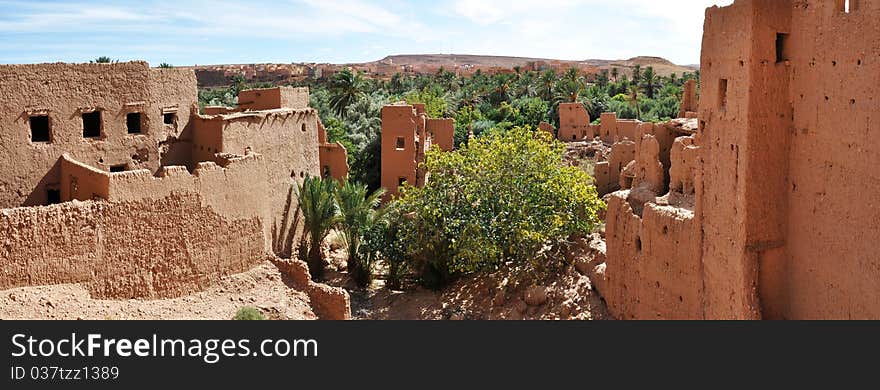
xmin=187 ymin=54 xmax=698 ymax=88
xmin=374 ymin=54 xmax=697 ymax=77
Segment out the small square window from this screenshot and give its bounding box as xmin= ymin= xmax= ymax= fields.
xmin=30 ymin=115 xmax=51 ymax=143
xmin=127 ymin=112 xmax=142 ymax=134
xmin=718 ymin=79 xmax=728 ymax=110
xmin=396 ymin=136 xmax=406 ymax=150
xmin=163 ymin=112 xmax=176 ymax=125
xmin=323 ymin=165 xmax=331 ymax=178
xmin=46 ymin=189 xmax=61 ymax=205
xmin=82 ymin=111 xmax=102 ymax=138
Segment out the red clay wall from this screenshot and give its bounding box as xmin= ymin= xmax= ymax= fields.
xmin=678 ymin=79 xmax=698 ymax=118
xmin=558 ymin=103 xmax=591 ymax=141
xmin=0 ymin=194 xmax=265 ymax=299
xmin=427 ymin=118 xmax=455 ymax=152
xmin=0 ymin=62 xmax=197 ymax=208
xmin=381 ymin=105 xmax=420 ymax=198
xmin=782 ymin=0 xmax=880 ymax=319
xmin=237 ymin=87 xmax=310 ymax=111
xmin=603 ymin=193 xmax=702 ymax=319
xmin=319 ymin=143 xmax=349 ymax=181
xmin=317 ymin=119 xmax=350 ymax=181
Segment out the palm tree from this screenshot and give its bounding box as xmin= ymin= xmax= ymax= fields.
xmin=611 ymin=67 xmax=619 ymax=82
xmin=329 ymin=67 xmax=367 ymax=116
xmin=632 ymin=64 xmax=642 ymax=84
xmin=334 ymin=180 xmax=387 ymax=287
xmin=297 ymin=176 xmax=339 ymax=280
xmin=538 ymin=70 xmax=556 ymax=101
xmin=627 ymin=84 xmax=642 ymax=120
xmin=554 ymin=68 xmax=586 ymax=103
xmin=639 ymin=66 xmax=662 ymax=99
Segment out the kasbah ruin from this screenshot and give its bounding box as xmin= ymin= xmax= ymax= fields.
xmin=1 ymin=0 xmax=878 ymax=320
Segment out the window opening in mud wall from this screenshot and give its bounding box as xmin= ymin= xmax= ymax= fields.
xmin=46 ymin=189 xmax=61 ymax=205
xmin=127 ymin=112 xmax=142 ymax=134
xmin=775 ymin=33 xmax=790 ymax=63
xmin=30 ymin=115 xmax=51 ymax=142
xmin=82 ymin=111 xmax=102 ymax=138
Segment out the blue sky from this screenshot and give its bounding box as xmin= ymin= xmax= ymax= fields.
xmin=0 ymin=0 xmax=733 ymax=66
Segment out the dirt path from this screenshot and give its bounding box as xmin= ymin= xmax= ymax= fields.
xmin=0 ymin=261 xmax=316 ymax=320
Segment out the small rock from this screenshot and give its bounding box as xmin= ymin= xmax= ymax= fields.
xmin=513 ymin=299 xmax=528 ymax=314
xmin=524 ymin=286 xmax=548 ymax=306
xmin=492 ymin=290 xmax=506 ymax=307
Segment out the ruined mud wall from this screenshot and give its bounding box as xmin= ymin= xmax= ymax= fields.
xmin=678 ymin=79 xmax=698 ymax=118
xmin=237 ymin=87 xmax=310 ymax=111
xmin=426 ymin=118 xmax=455 ymax=152
xmin=209 ymin=110 xmax=320 ymax=252
xmin=149 ymin=68 xmax=199 ymax=167
xmin=558 ymin=103 xmax=591 ymax=141
xmin=0 ymin=194 xmax=265 ymax=299
xmin=603 ymin=193 xmax=702 ymax=319
xmin=0 ymin=62 xmax=197 ymax=208
xmin=319 ymin=143 xmax=350 ymax=181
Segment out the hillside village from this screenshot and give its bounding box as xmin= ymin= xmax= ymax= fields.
xmin=1 ymin=0 xmax=878 ymax=320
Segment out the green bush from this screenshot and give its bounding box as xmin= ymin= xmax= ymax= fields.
xmin=234 ymin=306 xmax=266 ymax=320
xmin=334 ymin=179 xmax=386 ymax=288
xmin=395 ymin=126 xmax=605 ymax=287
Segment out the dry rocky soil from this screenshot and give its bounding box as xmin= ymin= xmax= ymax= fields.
xmin=0 ymin=261 xmax=317 ymax=320
xmin=323 ymin=234 xmax=612 ymax=320
xmin=0 ymin=236 xmax=611 ymax=320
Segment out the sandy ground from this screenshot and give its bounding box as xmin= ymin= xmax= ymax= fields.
xmin=0 ymin=261 xmax=316 ymax=320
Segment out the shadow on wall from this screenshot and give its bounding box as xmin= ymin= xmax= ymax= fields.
xmin=272 ymin=184 xmax=302 ymax=258
xmin=23 ymin=159 xmax=62 ymax=207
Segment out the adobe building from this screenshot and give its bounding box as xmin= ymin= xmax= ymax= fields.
xmin=380 ymin=103 xmax=454 ymax=198
xmin=0 ymin=62 xmax=348 ymax=299
xmin=557 ymin=103 xmax=593 ymax=141
xmin=592 ymin=0 xmax=880 ymax=319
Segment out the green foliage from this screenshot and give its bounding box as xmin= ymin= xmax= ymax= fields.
xmin=297 ymin=176 xmax=339 ymax=280
xmin=329 ymin=68 xmax=367 ymax=116
xmin=91 ymin=56 xmax=116 ymax=64
xmin=404 ymin=89 xmax=448 ymax=119
xmin=334 ymin=180 xmax=387 ymax=287
xmin=234 ymin=306 xmax=266 ymax=320
xmin=158 ymin=63 xmax=173 ymax=69
xmin=395 ymin=127 xmax=605 ymax=287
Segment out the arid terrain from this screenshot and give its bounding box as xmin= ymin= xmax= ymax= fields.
xmin=189 ymin=54 xmax=697 ymax=87
xmin=0 ymin=261 xmax=317 ymax=320
xmin=322 ymin=234 xmax=611 ymax=321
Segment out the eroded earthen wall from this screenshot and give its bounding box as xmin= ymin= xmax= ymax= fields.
xmin=427 ymin=118 xmax=455 ymax=152
xmin=558 ymin=103 xmax=591 ymax=141
xmin=0 ymin=62 xmax=197 ymax=208
xmin=603 ymin=193 xmax=702 ymax=319
xmin=0 ymin=194 xmax=265 ymax=299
